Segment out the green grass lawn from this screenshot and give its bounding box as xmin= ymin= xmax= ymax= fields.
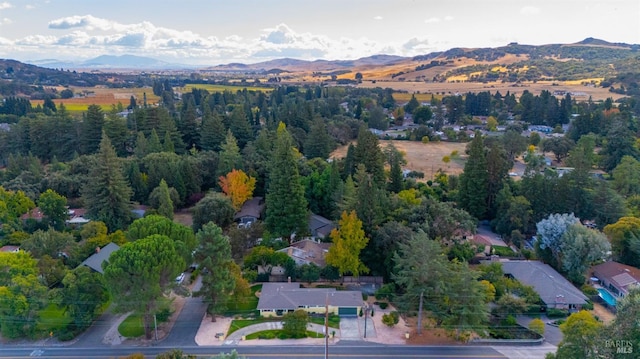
xmin=37 ymin=303 xmax=73 ymax=335
xmin=227 ymin=317 xmax=280 ymax=336
xmin=310 ymin=315 xmax=340 ymax=329
xmin=246 ymin=330 xmax=324 ymax=340
xmin=224 ymin=284 xmax=262 ymax=316
xmin=118 ymin=313 xmax=145 ymax=338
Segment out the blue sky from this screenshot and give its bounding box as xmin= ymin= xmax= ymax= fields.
xmin=0 ymin=0 xmax=638 ymax=65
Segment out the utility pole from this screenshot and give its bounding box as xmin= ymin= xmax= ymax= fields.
xmin=417 ymin=290 xmax=424 ymax=335
xmin=324 ymin=293 xmax=329 ymax=359
xmin=154 ymin=314 xmax=158 ymax=341
xmin=363 ymin=305 xmax=369 ymax=338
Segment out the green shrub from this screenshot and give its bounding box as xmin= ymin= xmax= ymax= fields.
xmin=155 ymin=308 xmax=172 ymax=323
xmin=546 ymin=308 xmax=569 ymax=318
xmin=382 ymin=311 xmax=400 ymax=327
xmin=277 ymin=332 xmax=288 ymax=340
xmin=378 ymin=302 xmax=388 ymax=309
xmin=529 ymin=318 xmax=545 ymax=336
xmin=374 ymin=283 xmax=396 ymax=301
xmin=491 ymin=246 xmax=515 ymax=257
xmin=582 ymin=301 xmax=594 ymax=310
xmin=362 ymin=293 xmax=368 ymax=301
xmin=581 ymin=284 xmax=598 ymax=296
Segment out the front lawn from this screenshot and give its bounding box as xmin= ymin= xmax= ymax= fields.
xmin=310 ymin=314 xmax=340 ymax=329
xmin=37 ymin=303 xmax=73 ymax=336
xmin=118 ymin=313 xmax=145 ymax=338
xmin=227 ymin=317 xmax=280 ymax=336
xmin=224 ymin=284 xmax=262 ymax=316
xmin=246 ymin=330 xmax=324 ymax=340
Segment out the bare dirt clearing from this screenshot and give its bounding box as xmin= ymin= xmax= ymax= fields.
xmin=331 ymin=140 xmax=468 ymax=180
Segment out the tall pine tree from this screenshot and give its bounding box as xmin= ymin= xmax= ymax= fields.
xmin=265 ymin=122 xmax=308 ymax=239
xmin=458 ymin=132 xmax=488 ymax=219
xmin=82 ymin=132 xmax=133 ymax=231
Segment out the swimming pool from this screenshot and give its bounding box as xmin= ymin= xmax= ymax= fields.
xmin=598 ymin=288 xmax=617 ymax=306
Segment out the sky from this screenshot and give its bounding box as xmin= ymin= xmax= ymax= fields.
xmin=0 ymin=0 xmax=639 ymax=66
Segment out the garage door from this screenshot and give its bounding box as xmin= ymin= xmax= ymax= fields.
xmin=338 ymin=307 xmax=358 ymax=317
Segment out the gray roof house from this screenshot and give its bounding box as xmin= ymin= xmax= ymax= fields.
xmin=309 ymin=213 xmax=335 ymax=238
xmin=79 ymin=242 xmax=120 ymax=274
xmin=278 ymin=239 xmax=331 ymax=267
xmin=234 ymin=197 xmax=264 ymax=225
xmin=257 ymin=282 xmax=363 ymax=317
xmin=501 ymin=260 xmax=588 ymax=310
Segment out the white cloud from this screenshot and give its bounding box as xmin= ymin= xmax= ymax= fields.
xmin=0 ymin=2 xmax=12 ymax=10
xmin=7 ymin=15 xmax=448 ymax=64
xmin=520 ymin=6 xmax=540 ymax=15
xmin=373 ymin=15 xmax=383 ymax=20
xmin=25 ymin=4 xmax=34 ymax=10
xmin=424 ymin=17 xmax=440 ymax=24
xmin=444 ymin=15 xmax=454 ymax=21
xmin=1 ymin=17 xmax=11 ymax=25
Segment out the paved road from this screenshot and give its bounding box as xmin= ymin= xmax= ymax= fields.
xmin=516 ymin=315 xmax=563 ymax=346
xmin=0 ymin=344 xmax=508 ymax=358
xmin=161 ymin=275 xmax=207 ymax=347
xmin=72 ymin=306 xmax=124 ymax=347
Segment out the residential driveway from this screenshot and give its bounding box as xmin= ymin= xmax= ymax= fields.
xmin=516 ymin=315 xmax=563 ymax=346
xmin=339 ymin=317 xmax=360 ymax=340
xmin=477 ymin=223 xmax=509 ymax=247
xmin=72 ymin=306 xmax=127 ymax=347
xmin=161 ymin=275 xmax=206 ymax=346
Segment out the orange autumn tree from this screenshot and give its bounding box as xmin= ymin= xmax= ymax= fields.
xmin=218 ymin=169 xmax=256 ymax=210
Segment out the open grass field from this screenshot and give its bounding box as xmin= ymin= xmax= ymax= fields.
xmin=180 ymin=84 xmax=272 ymax=93
xmin=358 ymin=80 xmax=624 ymax=102
xmin=331 ymin=140 xmax=468 ymax=180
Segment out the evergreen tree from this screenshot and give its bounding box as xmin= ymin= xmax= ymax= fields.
xmin=82 ymin=104 xmax=105 ymax=154
xmin=134 ymin=131 xmax=148 ymax=158
xmin=82 ymin=132 xmax=133 ymax=231
xmin=458 ymin=132 xmax=488 ymax=219
xmin=194 ymin=223 xmax=235 ymax=321
xmin=147 ymin=128 xmax=162 ymax=154
xmin=149 ymin=179 xmax=174 ymax=219
xmin=200 ymin=105 xmax=226 ymax=151
xmin=265 ymin=122 xmax=309 ymax=239
xmin=217 ymin=130 xmax=243 ymax=177
xmin=162 ymin=131 xmax=175 ymax=153
xmin=227 ymin=106 xmax=253 ymax=149
xmin=178 ymin=98 xmax=200 ymax=150
xmin=303 ymin=118 xmax=333 ymax=160
xmin=354 ymin=126 xmax=386 ymax=187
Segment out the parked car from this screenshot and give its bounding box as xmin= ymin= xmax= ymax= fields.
xmin=175 ymin=272 xmax=185 ymax=284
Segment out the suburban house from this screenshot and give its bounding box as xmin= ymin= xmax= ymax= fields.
xmin=0 ymin=245 xmax=20 ymax=253
xmin=501 ymin=260 xmax=588 ymax=311
xmin=234 ymin=197 xmax=264 ymax=226
xmin=278 ymin=239 xmax=331 ymax=267
xmin=66 ymin=208 xmax=90 ymax=226
xmin=79 ymin=242 xmax=120 ymax=274
xmin=308 ymin=213 xmax=335 ymax=238
xmin=20 ymin=207 xmax=45 ymax=223
xmin=592 ymin=261 xmax=640 ymax=301
xmin=257 ymin=282 xmax=363 ymax=317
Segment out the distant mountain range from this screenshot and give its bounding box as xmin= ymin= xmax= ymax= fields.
xmin=18 ymin=38 xmax=638 ymax=74
xmin=28 ymin=55 xmax=196 ymax=70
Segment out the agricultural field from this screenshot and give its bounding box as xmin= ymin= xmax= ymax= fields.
xmin=31 ymin=87 xmax=161 ymax=114
xmin=357 ymin=80 xmax=625 ymax=102
xmin=331 ymin=140 xmax=468 ymax=180
xmin=180 ymin=83 xmax=273 ymax=93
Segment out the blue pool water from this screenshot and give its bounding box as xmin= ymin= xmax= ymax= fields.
xmin=598 ymin=288 xmax=617 ymax=306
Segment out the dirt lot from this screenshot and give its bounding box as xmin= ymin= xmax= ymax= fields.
xmin=331 ymin=140 xmax=468 ymax=180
